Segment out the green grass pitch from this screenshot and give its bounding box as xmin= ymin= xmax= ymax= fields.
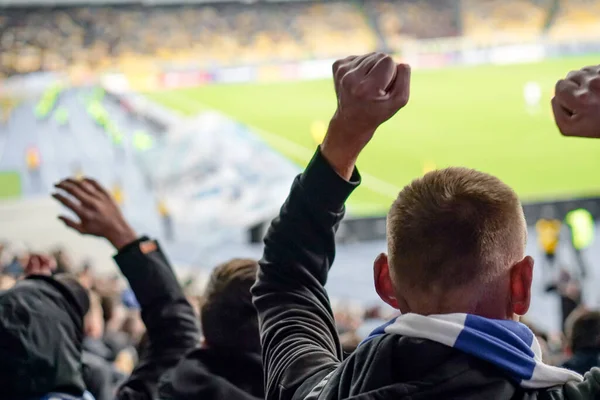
xmin=146 ymin=56 xmax=600 ymax=216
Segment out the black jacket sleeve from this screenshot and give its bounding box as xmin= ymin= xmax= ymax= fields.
xmin=251 ymin=148 xmax=360 ymax=400
xmin=114 ymin=237 xmax=201 ymax=400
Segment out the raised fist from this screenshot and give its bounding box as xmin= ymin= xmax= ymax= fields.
xmin=552 ymin=65 xmax=600 ymax=138
xmin=322 ymin=53 xmax=411 ymax=178
xmin=333 ymin=53 xmax=410 ymax=133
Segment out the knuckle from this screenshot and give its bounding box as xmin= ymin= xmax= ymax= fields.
xmin=335 ymin=65 xmax=349 ymax=81
xmin=555 ymin=79 xmax=569 ymax=94
xmin=332 ymin=59 xmax=343 ymax=73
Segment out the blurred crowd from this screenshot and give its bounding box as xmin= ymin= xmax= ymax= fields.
xmin=4 ymin=0 xmax=599 ymax=78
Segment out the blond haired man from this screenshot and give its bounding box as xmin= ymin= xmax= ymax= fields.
xmin=252 ymin=54 xmax=600 ymax=400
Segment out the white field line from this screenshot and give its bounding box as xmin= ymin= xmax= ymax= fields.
xmin=158 ymin=90 xmax=402 ymax=200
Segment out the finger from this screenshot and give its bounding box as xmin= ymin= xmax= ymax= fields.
xmin=332 ymin=55 xmax=358 ymax=74
xmin=363 ymin=55 xmax=396 ymax=93
xmin=333 ymin=55 xmax=359 ymax=83
xmin=55 ymin=179 xmax=96 ymax=207
xmin=551 ymin=97 xmax=585 ymax=137
xmin=581 ymin=65 xmax=600 ymax=74
xmin=387 ymin=63 xmax=411 ymax=107
xmin=27 ymin=255 xmax=41 ymax=272
xmin=58 ymin=215 xmax=85 ymax=234
xmin=334 ymin=55 xmax=367 ymax=93
xmin=554 ymin=79 xmax=580 ymax=112
xmin=566 ymin=70 xmax=586 ymax=86
xmin=589 ymin=76 xmax=600 ymax=92
xmin=355 ymin=52 xmax=383 ymax=77
xmin=52 ymin=192 xmax=84 ymax=216
xmin=551 ymin=97 xmax=573 ymax=135
xmin=83 ymin=177 xmax=110 ymax=199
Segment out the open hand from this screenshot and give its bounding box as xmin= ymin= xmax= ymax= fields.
xmin=552 ymin=65 xmax=600 ymax=138
xmin=322 ymin=53 xmax=411 ymax=178
xmin=52 ymin=178 xmax=137 ymax=250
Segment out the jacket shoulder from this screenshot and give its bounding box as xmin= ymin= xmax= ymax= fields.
xmin=543 ymin=368 xmax=600 ymax=400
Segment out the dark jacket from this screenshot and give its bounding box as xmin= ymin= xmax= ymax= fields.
xmin=158 ymin=347 xmax=264 ymax=400
xmin=251 ymin=148 xmax=600 ymax=400
xmin=563 ymin=351 xmax=600 ymax=376
xmin=114 ymin=237 xmax=201 ymax=400
xmin=0 ymin=237 xmax=200 ymax=400
xmin=0 ymin=274 xmax=90 ymax=400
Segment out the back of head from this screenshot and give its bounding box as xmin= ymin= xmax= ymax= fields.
xmin=201 ymin=258 xmax=259 ymax=353
xmin=387 ymin=167 xmax=526 ymax=314
xmin=568 ymin=310 xmax=600 ymax=353
xmin=0 ymin=274 xmax=90 ymax=399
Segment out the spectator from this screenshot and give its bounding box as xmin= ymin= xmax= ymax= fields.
xmin=545 ymin=269 xmax=582 ymax=333
xmin=252 ymin=53 xmax=599 ymax=400
xmin=0 ymin=177 xmax=201 ymax=399
xmin=0 ymin=254 xmax=92 ymax=399
xmin=159 ymin=258 xmax=263 ymax=400
xmin=562 ymin=310 xmax=600 ymax=375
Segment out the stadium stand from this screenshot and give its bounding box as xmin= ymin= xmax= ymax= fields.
xmin=0 ymin=2 xmax=376 ymax=77
xmin=547 ymin=0 xmax=600 ymax=40
xmin=366 ymin=0 xmax=459 ymax=52
xmin=462 ymin=0 xmax=551 ymax=42
xmin=7 ymin=0 xmax=599 ymax=77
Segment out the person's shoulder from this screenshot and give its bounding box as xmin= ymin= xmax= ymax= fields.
xmin=544 ymin=368 xmax=600 ymax=400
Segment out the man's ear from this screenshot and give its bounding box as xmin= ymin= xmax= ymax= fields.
xmin=374 ymin=253 xmax=399 ymax=309
xmin=510 ymin=256 xmax=534 ymax=316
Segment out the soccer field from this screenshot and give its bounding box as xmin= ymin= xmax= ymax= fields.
xmin=146 ymin=56 xmax=600 ymax=216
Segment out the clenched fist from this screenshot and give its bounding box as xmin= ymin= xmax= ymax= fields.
xmin=52 ymin=178 xmax=137 ymax=250
xmin=552 ymin=65 xmax=600 ymax=138
xmin=322 ymin=53 xmax=411 ymax=179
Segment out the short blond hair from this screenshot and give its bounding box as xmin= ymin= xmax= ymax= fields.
xmin=387 ymin=167 xmax=526 ymax=293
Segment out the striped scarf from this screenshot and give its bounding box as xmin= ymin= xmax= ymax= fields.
xmin=364 ymin=313 xmax=583 ymax=389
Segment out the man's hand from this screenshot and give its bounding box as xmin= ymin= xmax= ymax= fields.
xmin=322 ymin=53 xmax=411 ymax=179
xmin=52 ymin=178 xmax=137 ymax=250
xmin=24 ymin=254 xmax=56 ymax=276
xmin=552 ymin=65 xmax=600 ymax=138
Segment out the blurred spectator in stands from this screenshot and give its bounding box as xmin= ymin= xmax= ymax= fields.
xmin=535 ymin=210 xmax=561 ymax=276
xmin=25 ymin=145 xmax=42 ymax=192
xmin=157 ymin=198 xmax=174 ymax=241
xmin=159 ymin=258 xmax=264 ymax=400
xmin=546 ymin=269 xmax=582 ymax=333
xmin=565 ymin=208 xmax=595 ymax=278
xmin=112 ymin=182 xmax=124 ymax=207
xmin=52 ymin=245 xmax=75 ymax=274
xmin=562 ymin=309 xmax=600 ymax=375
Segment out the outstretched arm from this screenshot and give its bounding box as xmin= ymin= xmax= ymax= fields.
xmin=52 ymin=178 xmax=200 ymax=400
xmin=251 ymin=53 xmax=410 ymax=400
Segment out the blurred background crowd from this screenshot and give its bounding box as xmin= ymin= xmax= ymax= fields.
xmin=2 ymin=0 xmax=600 ymax=77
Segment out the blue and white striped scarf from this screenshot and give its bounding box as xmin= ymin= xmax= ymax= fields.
xmin=364 ymin=313 xmax=583 ymax=389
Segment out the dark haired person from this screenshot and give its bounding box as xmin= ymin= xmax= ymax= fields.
xmin=36 ymin=177 xmax=200 ymax=400
xmin=563 ymin=310 xmax=600 ymax=375
xmin=159 ymin=258 xmax=264 ymax=400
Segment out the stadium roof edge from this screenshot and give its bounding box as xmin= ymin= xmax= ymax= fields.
xmin=0 ymin=0 xmax=313 ymax=7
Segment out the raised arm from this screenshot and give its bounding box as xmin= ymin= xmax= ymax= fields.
xmin=251 ymin=53 xmax=410 ymax=400
xmin=52 ymin=178 xmax=200 ymax=400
